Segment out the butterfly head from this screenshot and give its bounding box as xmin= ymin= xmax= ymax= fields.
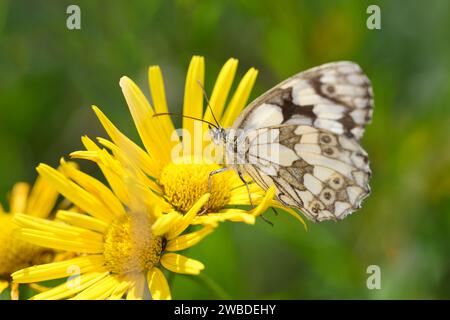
xmin=208 ymin=126 xmax=227 ymax=146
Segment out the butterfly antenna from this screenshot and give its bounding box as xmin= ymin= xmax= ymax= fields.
xmin=152 ymin=112 xmax=218 ymax=129
xmin=196 ymin=80 xmax=221 ymax=128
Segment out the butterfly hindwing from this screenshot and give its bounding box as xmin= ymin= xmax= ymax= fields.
xmin=238 ymin=124 xmax=371 ymax=221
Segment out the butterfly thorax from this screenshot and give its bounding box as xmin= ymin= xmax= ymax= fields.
xmin=208 ymin=127 xmax=227 ymax=146
xmin=209 ymin=127 xmax=245 ymax=166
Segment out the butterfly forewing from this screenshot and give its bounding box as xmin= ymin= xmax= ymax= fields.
xmin=229 ymin=61 xmax=373 ymax=222
xmin=232 ymin=61 xmax=373 ymax=140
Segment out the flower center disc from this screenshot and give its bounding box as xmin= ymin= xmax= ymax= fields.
xmin=160 ymin=163 xmax=233 ymax=213
xmin=0 ymin=214 xmax=53 ymax=278
xmin=103 ymin=213 xmax=163 ymax=275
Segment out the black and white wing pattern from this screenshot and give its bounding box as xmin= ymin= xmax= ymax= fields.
xmin=232 ymin=61 xmax=374 ymax=140
xmin=231 ymin=61 xmax=373 ymax=221
xmin=240 ymin=125 xmax=371 ymax=221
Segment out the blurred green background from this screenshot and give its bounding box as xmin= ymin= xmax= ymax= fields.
xmin=1 ymin=0 xmax=450 ymax=299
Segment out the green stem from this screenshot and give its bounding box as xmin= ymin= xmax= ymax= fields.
xmin=185 ymin=273 xmax=232 ymax=300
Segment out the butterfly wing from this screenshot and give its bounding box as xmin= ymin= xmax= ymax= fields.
xmin=230 ymin=61 xmax=373 ymax=221
xmin=232 ymin=61 xmax=373 ymax=140
xmin=239 ymin=125 xmax=370 ymax=221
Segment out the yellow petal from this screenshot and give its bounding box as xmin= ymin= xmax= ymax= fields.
xmin=227 ymin=192 xmax=265 ymax=205
xmin=203 ymin=58 xmax=238 ymax=129
xmin=80 ymin=134 xmax=101 ymax=151
xmin=29 ymin=283 xmax=51 ymax=293
xmin=70 ymin=150 xmax=99 ymax=162
xmin=119 ymin=76 xmax=171 ymax=166
xmin=271 ymin=202 xmax=308 ymax=231
xmin=26 ymin=175 xmax=59 ymax=218
xmin=96 ymin=138 xmax=163 ymax=193
xmin=190 ymin=215 xmax=220 ymax=227
xmin=161 ymin=253 xmax=205 ymax=275
xmin=249 ymin=185 xmax=276 ymax=217
xmin=75 ymin=140 xmax=154 ymax=215
xmin=147 ymin=267 xmax=171 ymax=300
xmin=12 ymin=255 xmax=105 ymax=283
xmin=108 ymin=278 xmax=131 ymax=300
xmin=31 ymin=271 xmax=109 ymax=300
xmin=229 ymin=181 xmax=264 ymax=198
xmin=14 ymin=213 xmax=104 ymax=243
xmin=13 ymin=228 xmax=104 ymax=254
xmin=72 ymin=275 xmax=118 ymax=300
xmin=92 ymin=106 xmax=161 ymax=177
xmin=166 ymin=193 xmax=210 ymax=240
xmin=165 ymin=226 xmax=213 ymax=252
xmin=10 ymin=283 xmax=19 ymax=300
xmin=148 ymin=66 xmax=178 ymax=146
xmin=221 ymin=68 xmax=258 ymax=127
xmin=151 ymin=211 xmax=182 ymax=236
xmin=183 ymin=56 xmax=205 ymax=156
xmin=121 ymin=178 xmax=171 ymax=214
xmin=9 ymin=182 xmax=30 ymax=213
xmin=59 ymin=158 xmax=125 ymax=218
xmin=126 ymin=273 xmax=146 ymax=300
xmin=37 ymin=163 xmax=114 ymax=223
xmin=91 ymin=145 xmax=154 ymax=214
xmin=193 ymin=211 xmax=255 ymax=225
xmin=56 ymin=210 xmax=109 ymax=234
xmin=73 ymin=140 xmax=133 ymax=208
xmin=0 ymin=280 xmax=9 ymax=294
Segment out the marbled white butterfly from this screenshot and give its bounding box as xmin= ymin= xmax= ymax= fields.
xmin=209 ymin=61 xmax=374 ymax=222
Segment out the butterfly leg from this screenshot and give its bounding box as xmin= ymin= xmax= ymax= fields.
xmin=236 ymin=171 xmax=254 ymax=208
xmin=271 ymin=207 xmax=279 ymax=216
xmin=237 ymin=170 xmax=274 ymax=226
xmin=208 ymin=167 xmax=231 ymax=193
xmin=198 ymin=167 xmax=231 ymax=215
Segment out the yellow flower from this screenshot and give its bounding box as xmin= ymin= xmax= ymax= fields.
xmin=79 ymin=56 xmax=305 ymax=227
xmin=0 ymin=178 xmax=60 ymax=299
xmin=11 ymin=160 xmax=212 ymax=300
